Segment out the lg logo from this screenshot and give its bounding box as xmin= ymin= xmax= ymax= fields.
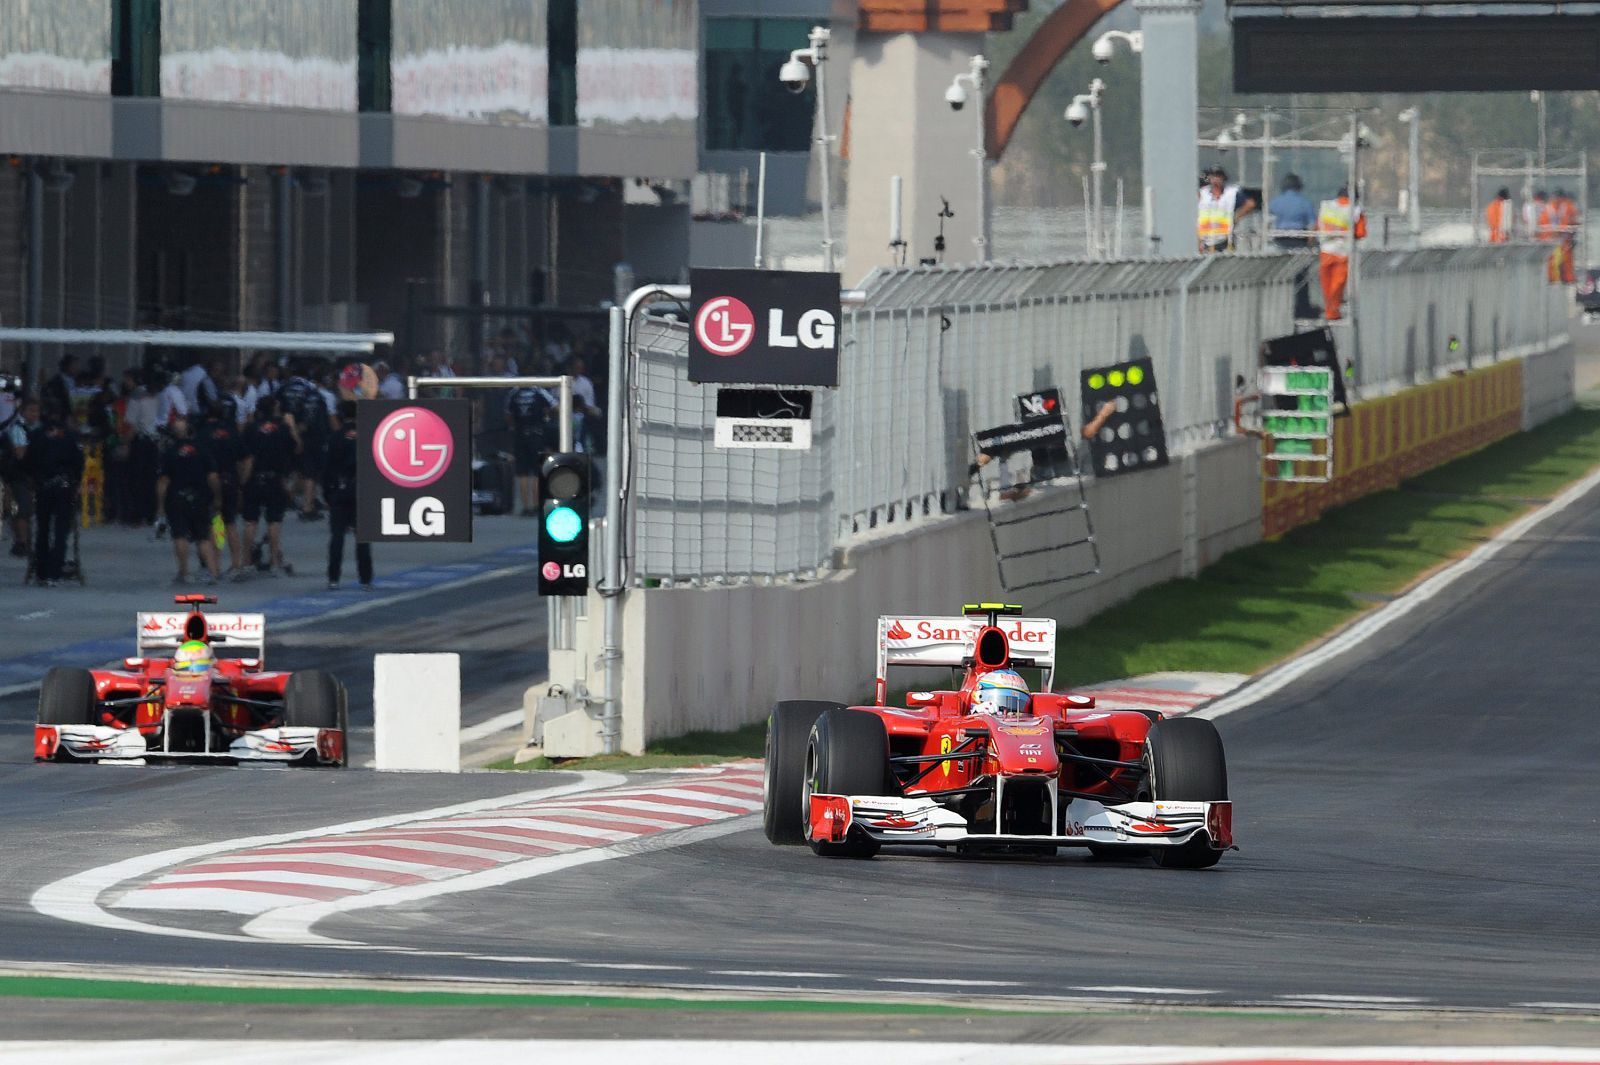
xmin=373 ymin=407 xmax=454 ymax=537
xmin=695 ymin=296 xmax=756 ymax=356
xmin=542 ymin=561 xmax=586 ymax=581
xmin=694 ymin=295 xmax=837 ymax=358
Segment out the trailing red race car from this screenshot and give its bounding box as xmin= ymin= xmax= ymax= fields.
xmin=34 ymin=595 xmax=348 ymax=767
xmin=763 ymin=603 xmax=1233 ymax=867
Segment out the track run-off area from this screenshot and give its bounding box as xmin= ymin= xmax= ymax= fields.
xmin=0 ymin=465 xmax=1597 ymax=1049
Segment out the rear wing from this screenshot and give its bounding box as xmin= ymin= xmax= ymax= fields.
xmin=136 ymin=612 xmax=266 ymax=662
xmin=876 ymin=614 xmax=1057 ymax=697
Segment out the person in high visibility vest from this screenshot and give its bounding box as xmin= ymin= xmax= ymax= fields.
xmin=1549 ymin=189 xmax=1580 ymax=284
xmin=1523 ymin=190 xmax=1549 ymax=241
xmin=1197 ymin=164 xmax=1256 ymax=253
xmin=1317 ymin=185 xmax=1366 ymax=321
xmin=1486 ymin=187 xmax=1514 ymax=244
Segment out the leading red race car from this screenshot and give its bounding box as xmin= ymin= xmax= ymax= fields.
xmin=763 ymin=603 xmax=1233 ymax=867
xmin=34 ymin=595 xmax=348 ymax=767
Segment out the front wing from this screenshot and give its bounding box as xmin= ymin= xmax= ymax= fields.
xmin=808 ymin=792 xmax=1232 ymax=852
xmin=36 ymin=725 xmax=345 ymax=766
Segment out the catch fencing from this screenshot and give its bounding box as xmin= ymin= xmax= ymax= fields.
xmin=626 ymin=245 xmax=1567 ymax=586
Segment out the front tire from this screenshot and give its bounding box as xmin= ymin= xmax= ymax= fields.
xmin=283 ymin=671 xmax=348 ymax=765
xmin=1144 ymin=716 xmax=1228 ymax=869
xmin=38 ymin=667 xmax=97 ymax=726
xmin=806 ymin=708 xmax=890 ymax=858
xmin=763 ymin=701 xmax=841 ymax=845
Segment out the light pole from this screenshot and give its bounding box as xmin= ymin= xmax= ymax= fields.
xmin=1090 ymin=31 xmax=1143 ymax=252
xmin=1066 ymin=79 xmax=1106 ymax=258
xmin=779 ymin=27 xmax=835 ymax=273
xmin=1530 ymin=90 xmax=1547 ymax=175
xmin=944 ymin=54 xmax=992 ymax=261
xmin=1398 ymin=106 xmax=1421 ymax=239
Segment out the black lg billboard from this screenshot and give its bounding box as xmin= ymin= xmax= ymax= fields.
xmin=356 ymin=399 xmax=473 ymax=543
xmin=688 ymin=268 xmax=841 ymax=387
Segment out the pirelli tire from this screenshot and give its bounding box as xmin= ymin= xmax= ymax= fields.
xmin=1143 ymin=716 xmax=1229 ymax=869
xmin=805 ymin=707 xmax=890 ymax=859
xmin=282 ymin=670 xmax=348 ymax=763
xmin=763 ymin=700 xmax=841 ymax=845
xmin=38 ymin=667 xmax=97 ymax=726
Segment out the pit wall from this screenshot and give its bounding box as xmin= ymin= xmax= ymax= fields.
xmin=543 ymin=344 xmax=1573 ymax=756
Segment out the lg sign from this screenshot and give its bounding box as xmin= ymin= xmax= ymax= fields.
xmin=357 ymin=399 xmax=472 ymax=544
xmin=688 ymin=267 xmax=841 ymax=386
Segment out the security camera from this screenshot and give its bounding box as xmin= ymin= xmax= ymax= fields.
xmin=1065 ymin=101 xmax=1089 ymax=128
xmin=778 ymin=58 xmax=811 ymax=93
xmin=945 ymin=82 xmax=968 ymax=111
xmin=1092 ymin=37 xmax=1114 ymax=64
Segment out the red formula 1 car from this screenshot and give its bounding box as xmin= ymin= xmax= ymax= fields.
xmin=763 ymin=603 xmax=1233 ymax=867
xmin=34 ymin=595 xmax=348 ymax=767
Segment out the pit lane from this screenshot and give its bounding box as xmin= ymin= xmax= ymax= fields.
xmin=0 ymin=478 xmax=1596 ymax=1022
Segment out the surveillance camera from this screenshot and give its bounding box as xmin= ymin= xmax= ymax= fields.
xmin=778 ymin=58 xmax=811 ymax=93
xmin=945 ymin=82 xmax=968 ymax=111
xmin=1091 ymin=37 xmax=1114 ymax=64
xmin=1065 ymin=101 xmax=1089 ymax=128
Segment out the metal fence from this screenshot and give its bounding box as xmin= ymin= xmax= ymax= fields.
xmin=627 ymin=245 xmax=1567 ymax=585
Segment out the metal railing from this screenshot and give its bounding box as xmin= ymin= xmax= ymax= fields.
xmin=627 ymin=245 xmax=1566 ymax=585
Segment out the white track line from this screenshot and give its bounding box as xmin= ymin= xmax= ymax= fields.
xmin=29 ymin=772 xmax=622 ymax=944
xmin=1196 ymin=464 xmax=1600 ymax=721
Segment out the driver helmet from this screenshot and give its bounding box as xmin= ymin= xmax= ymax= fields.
xmin=173 ymin=639 xmax=215 ymax=675
xmin=974 ymin=669 xmax=1031 ymax=716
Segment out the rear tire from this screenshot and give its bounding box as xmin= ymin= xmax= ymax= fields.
xmin=1144 ymin=717 xmax=1228 ymax=869
xmin=806 ymin=708 xmax=890 ymax=858
xmin=763 ymin=701 xmax=841 ymax=845
xmin=38 ymin=667 xmax=97 ymax=726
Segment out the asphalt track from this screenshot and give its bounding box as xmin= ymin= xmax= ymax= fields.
xmin=0 ymin=570 xmax=545 ymax=766
xmin=0 ymin=476 xmax=1598 ymax=1032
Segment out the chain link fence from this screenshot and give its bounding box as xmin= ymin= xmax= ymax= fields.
xmin=627 ymin=245 xmax=1567 ymax=585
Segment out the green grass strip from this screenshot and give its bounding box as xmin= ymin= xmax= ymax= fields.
xmin=0 ymin=974 xmax=1340 ymax=1020
xmin=496 ymin=407 xmax=1600 ymax=770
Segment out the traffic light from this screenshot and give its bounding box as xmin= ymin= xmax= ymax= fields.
xmin=538 ymin=452 xmax=590 ymax=596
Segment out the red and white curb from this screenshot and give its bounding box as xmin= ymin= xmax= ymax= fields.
xmin=33 ymin=765 xmax=763 ymax=946
xmin=3 ymin=1043 xmax=1597 ymax=1065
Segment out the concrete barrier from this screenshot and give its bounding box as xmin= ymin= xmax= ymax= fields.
xmin=374 ymin=653 xmax=461 ymax=771
xmin=1522 ymin=343 xmax=1576 ymax=429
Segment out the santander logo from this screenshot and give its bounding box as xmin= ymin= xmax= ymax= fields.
xmin=885 ymin=620 xmax=912 ymax=640
xmin=694 ymin=296 xmax=756 ymax=357
xmin=373 ymin=407 xmax=453 ymax=489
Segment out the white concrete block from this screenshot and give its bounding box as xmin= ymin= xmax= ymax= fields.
xmin=543 ymin=708 xmax=606 ymax=759
xmin=373 ymin=653 xmax=460 ymax=772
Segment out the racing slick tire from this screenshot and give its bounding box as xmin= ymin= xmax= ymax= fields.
xmin=283 ymin=670 xmax=349 ymax=764
xmin=1143 ymin=716 xmax=1228 ymax=869
xmin=806 ymin=708 xmax=890 ymax=859
xmin=38 ymin=667 xmax=97 ymax=726
xmin=764 ymin=701 xmax=843 ymax=845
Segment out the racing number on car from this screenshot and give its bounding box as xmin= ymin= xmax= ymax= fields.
xmin=940 ymin=734 xmax=953 ymax=779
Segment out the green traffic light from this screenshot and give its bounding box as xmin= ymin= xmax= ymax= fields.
xmin=545 ymin=505 xmax=583 ymax=544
